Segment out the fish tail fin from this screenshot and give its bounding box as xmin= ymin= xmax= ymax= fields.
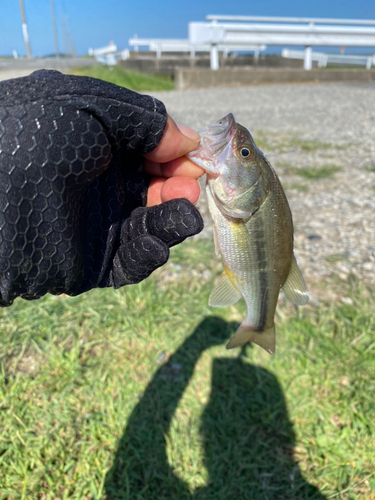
xmin=226 ymin=322 xmax=276 ymax=354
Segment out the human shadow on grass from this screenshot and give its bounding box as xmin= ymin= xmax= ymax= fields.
xmin=103 ymin=317 xmax=326 ymax=500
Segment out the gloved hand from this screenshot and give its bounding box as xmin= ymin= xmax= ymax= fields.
xmin=0 ymin=70 xmax=203 ymax=306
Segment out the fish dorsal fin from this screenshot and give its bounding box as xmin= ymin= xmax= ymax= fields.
xmin=282 ymin=254 xmax=309 ymax=306
xmin=209 ymin=272 xmax=242 ymax=307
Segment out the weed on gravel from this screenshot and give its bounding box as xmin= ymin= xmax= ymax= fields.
xmin=0 ymin=239 xmax=374 ymax=499
xmin=325 ymin=253 xmax=349 ymax=264
xmin=254 ymin=131 xmax=340 ymax=153
xmin=284 ymin=183 xmax=310 ymax=192
xmin=279 ymin=163 xmax=342 ymax=180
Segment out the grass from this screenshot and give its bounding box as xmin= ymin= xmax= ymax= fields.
xmin=278 ymin=163 xmax=342 ymax=180
xmin=254 ymin=131 xmax=339 ymax=153
xmin=284 ymin=183 xmax=309 ymax=192
xmin=326 ymin=254 xmax=349 ymax=264
xmin=288 ymin=138 xmax=335 ymax=151
xmin=69 ymin=65 xmax=174 ymax=91
xmin=1 ymin=238 xmax=375 ymax=499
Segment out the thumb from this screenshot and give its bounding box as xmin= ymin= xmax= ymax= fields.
xmin=143 ymin=114 xmax=200 ymax=163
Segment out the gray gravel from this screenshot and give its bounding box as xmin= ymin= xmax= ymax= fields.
xmin=152 ymin=82 xmax=375 ymax=299
xmin=0 ymin=58 xmax=97 ymax=82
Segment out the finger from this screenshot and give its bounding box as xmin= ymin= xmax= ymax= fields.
xmin=124 ymin=199 xmax=204 ymax=247
xmin=147 ymin=177 xmax=164 ymax=206
xmin=147 ymin=177 xmax=201 ymax=207
xmin=112 ymin=235 xmax=169 ymax=287
xmin=144 ymin=156 xmax=205 ymax=179
xmin=160 ymin=177 xmax=200 ymax=205
xmin=143 ymin=114 xmax=200 ymax=163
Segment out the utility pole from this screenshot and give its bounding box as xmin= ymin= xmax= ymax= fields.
xmin=50 ymin=0 xmax=60 ymax=58
xmin=18 ymin=0 xmax=32 ymax=59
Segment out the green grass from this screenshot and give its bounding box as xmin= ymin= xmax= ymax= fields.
xmin=254 ymin=131 xmax=339 ymax=153
xmin=326 ymin=254 xmax=349 ymax=264
xmin=284 ymin=183 xmax=310 ymax=192
xmin=288 ymin=138 xmax=335 ymax=151
xmin=1 ymin=238 xmax=375 ymax=499
xmin=69 ymin=65 xmax=174 ymax=91
xmin=279 ymin=163 xmax=342 ymax=180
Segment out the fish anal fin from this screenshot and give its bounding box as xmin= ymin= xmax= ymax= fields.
xmin=282 ymin=254 xmax=309 ymax=306
xmin=209 ymin=272 xmax=241 ymax=307
xmin=226 ymin=323 xmax=276 ymax=354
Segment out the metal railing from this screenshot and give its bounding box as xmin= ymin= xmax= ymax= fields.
xmin=88 ymin=43 xmax=130 ymax=65
xmin=206 ymin=15 xmax=375 ymax=26
xmin=189 ymin=15 xmax=375 ymax=69
xmin=128 ymin=37 xmax=265 ymax=59
xmin=282 ymin=49 xmax=375 ymax=69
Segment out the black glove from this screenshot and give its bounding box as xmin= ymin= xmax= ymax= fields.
xmin=0 ymin=70 xmax=203 ymax=306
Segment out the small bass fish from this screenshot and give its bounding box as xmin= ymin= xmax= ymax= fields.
xmin=188 ymin=114 xmax=308 ymax=354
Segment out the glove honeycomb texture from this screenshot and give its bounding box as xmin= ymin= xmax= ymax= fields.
xmin=0 ymin=70 xmax=203 ymax=305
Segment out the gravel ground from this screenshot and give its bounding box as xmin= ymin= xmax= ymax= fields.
xmin=0 ymin=58 xmax=97 ymax=82
xmin=152 ymin=82 xmax=375 ymax=300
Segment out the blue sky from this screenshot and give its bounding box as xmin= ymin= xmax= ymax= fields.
xmin=1 ymin=0 xmax=375 ymax=57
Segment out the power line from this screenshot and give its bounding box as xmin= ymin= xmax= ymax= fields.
xmin=50 ymin=0 xmax=60 ymax=58
xmin=18 ymin=0 xmax=32 ymax=58
xmin=59 ymin=0 xmax=76 ymax=57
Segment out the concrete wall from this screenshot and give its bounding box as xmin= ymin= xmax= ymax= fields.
xmin=174 ymin=67 xmax=375 ymax=91
xmin=119 ymin=57 xmax=210 ymax=76
xmin=222 ymin=55 xmax=303 ymax=68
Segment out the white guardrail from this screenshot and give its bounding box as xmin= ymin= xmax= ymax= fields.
xmin=88 ymin=43 xmax=130 ymax=65
xmin=128 ymin=38 xmax=266 ymax=59
xmin=282 ymin=49 xmax=375 ymax=69
xmin=190 ymin=15 xmax=375 ymax=69
xmin=92 ymin=16 xmax=375 ymax=71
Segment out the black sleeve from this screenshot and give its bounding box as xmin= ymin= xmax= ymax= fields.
xmin=0 ymin=70 xmax=203 ymax=306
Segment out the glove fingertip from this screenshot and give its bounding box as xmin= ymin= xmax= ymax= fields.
xmin=112 ymin=235 xmax=169 ymax=288
xmin=124 ymin=198 xmax=204 ymax=247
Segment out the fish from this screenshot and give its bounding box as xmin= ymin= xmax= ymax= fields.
xmin=188 ymin=113 xmax=308 ymax=354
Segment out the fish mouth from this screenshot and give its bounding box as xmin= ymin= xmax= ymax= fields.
xmin=199 ymin=113 xmax=235 ymax=139
xmin=188 ymin=113 xmax=236 ymax=174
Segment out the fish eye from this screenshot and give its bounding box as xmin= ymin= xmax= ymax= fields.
xmin=239 ymin=147 xmax=253 ymax=159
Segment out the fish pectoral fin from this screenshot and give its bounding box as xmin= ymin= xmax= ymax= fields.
xmin=282 ymin=254 xmax=309 ymax=306
xmin=209 ymin=272 xmax=242 ymax=307
xmin=226 ymin=323 xmax=276 ymax=354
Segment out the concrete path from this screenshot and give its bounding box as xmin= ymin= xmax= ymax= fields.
xmin=0 ymin=57 xmax=97 ymax=81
